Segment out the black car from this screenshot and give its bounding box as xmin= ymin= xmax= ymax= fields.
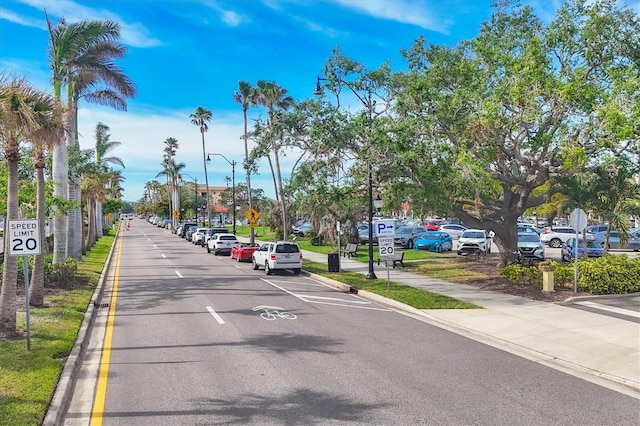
xmin=178 ymin=222 xmax=197 ymax=238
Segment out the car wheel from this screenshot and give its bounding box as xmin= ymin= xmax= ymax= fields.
xmin=293 ymin=268 xmax=301 ymax=275
xmin=252 ymin=258 xmax=259 ymax=270
xmin=550 ymin=238 xmax=562 ymax=248
xmin=265 ymin=261 xmax=272 ymax=275
xmin=206 ymin=245 xmax=211 ymax=253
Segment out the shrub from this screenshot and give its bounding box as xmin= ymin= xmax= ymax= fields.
xmin=498 ymin=264 xmax=541 ymax=285
xmin=578 ymin=255 xmax=640 ymax=294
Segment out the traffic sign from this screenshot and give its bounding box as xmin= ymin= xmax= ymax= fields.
xmin=378 ymin=236 xmax=395 ymax=258
xmin=376 ymin=220 xmax=396 ymax=236
xmin=9 ymin=219 xmax=41 ymax=256
xmin=245 ymin=208 xmax=260 ymax=224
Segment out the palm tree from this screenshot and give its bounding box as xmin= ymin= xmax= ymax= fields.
xmin=190 ymin=107 xmax=213 ymax=225
xmin=46 ymin=13 xmax=134 ymax=263
xmin=256 ymin=80 xmax=294 ymax=239
xmin=93 ymin=122 xmax=125 ymax=238
xmin=233 ymin=81 xmax=258 ymax=242
xmin=0 ymin=75 xmax=56 ymax=336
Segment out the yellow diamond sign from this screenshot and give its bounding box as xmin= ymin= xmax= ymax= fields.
xmin=245 ymin=208 xmax=260 ymax=224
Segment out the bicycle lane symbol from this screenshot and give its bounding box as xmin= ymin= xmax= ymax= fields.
xmin=252 ymin=305 xmax=297 ymax=321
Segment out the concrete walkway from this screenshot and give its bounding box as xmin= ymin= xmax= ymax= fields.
xmin=297 ymin=248 xmax=640 ymax=398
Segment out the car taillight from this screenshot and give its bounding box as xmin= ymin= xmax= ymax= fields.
xmin=270 ymin=254 xmax=276 ymax=260
xmin=542 ymin=229 xmax=550 ymax=234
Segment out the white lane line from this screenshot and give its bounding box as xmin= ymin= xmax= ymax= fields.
xmin=175 ymin=271 xmax=183 ymax=278
xmin=575 ymin=301 xmax=640 ymax=318
xmin=206 ymin=306 xmax=226 ymax=324
xmin=261 ymin=278 xmax=391 ymax=311
xmin=161 ymin=254 xmax=166 ymax=258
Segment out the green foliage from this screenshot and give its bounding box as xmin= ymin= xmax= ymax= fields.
xmin=498 ymin=264 xmax=542 ymax=285
xmin=577 ymin=255 xmax=640 ymax=294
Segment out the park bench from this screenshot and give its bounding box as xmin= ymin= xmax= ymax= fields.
xmin=377 ymin=251 xmax=405 ymax=268
xmin=340 ymin=243 xmax=358 ymax=258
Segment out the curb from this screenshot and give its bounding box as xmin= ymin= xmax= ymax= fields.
xmin=43 ymin=226 xmax=120 ymax=425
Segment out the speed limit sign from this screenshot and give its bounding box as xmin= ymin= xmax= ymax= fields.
xmin=9 ymin=219 xmax=41 ymax=256
xmin=378 ymin=236 xmax=395 ymax=258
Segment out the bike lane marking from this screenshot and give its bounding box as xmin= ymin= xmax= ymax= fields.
xmin=261 ymin=278 xmax=392 ymax=312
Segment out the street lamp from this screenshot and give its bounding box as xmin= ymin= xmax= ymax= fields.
xmin=314 ymin=75 xmax=379 ymax=279
xmin=179 ymin=174 xmax=198 ymax=222
xmin=207 ymin=153 xmax=237 ymax=234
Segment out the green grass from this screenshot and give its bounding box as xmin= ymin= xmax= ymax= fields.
xmin=0 ymin=231 xmax=115 ymax=426
xmin=302 ymin=260 xmax=480 ymax=310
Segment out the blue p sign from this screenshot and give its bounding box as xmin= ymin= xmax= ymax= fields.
xmin=376 ymin=220 xmax=395 ymax=236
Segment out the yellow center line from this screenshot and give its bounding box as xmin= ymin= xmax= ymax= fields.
xmin=90 ymin=225 xmax=124 ymax=425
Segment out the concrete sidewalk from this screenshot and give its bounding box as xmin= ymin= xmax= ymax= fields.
xmin=299 ymin=248 xmax=640 ymax=398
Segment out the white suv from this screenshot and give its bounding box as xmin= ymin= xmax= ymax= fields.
xmin=206 ymin=233 xmax=240 ymax=254
xmin=457 ymin=229 xmax=492 ymax=255
xmin=539 ymin=226 xmax=577 ymax=248
xmin=252 ymin=241 xmax=303 ymax=275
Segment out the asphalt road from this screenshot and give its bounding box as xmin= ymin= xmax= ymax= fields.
xmin=64 ymin=221 xmax=639 ymax=425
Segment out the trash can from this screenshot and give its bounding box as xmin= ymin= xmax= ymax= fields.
xmin=328 ymin=252 xmax=340 ymax=272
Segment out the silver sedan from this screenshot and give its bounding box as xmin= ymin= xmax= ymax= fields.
xmin=592 ymin=230 xmax=640 ymax=251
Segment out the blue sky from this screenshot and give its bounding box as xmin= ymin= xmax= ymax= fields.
xmin=2 ymin=0 xmax=637 ymax=202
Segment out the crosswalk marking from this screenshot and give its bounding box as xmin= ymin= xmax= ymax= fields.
xmin=575 ymin=301 xmax=640 ymax=319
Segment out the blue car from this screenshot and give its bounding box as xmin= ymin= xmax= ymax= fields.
xmin=561 ymin=237 xmax=605 ymax=262
xmin=413 ymin=231 xmax=453 ymax=253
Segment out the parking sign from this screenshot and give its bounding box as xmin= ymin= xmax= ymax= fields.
xmin=376 ymin=220 xmax=396 ymax=236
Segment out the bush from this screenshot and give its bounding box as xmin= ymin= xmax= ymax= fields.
xmin=577 ymin=255 xmax=640 ymax=294
xmin=498 ymin=264 xmax=541 ymax=285
xmin=43 ymin=255 xmax=78 ymax=287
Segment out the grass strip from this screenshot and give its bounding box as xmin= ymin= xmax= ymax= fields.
xmin=0 ymin=231 xmax=115 ymax=426
xmin=303 ymin=260 xmax=480 ymax=310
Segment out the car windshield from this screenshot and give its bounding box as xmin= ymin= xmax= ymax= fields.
xmin=276 ymin=244 xmax=300 ymax=253
xmin=396 ymin=227 xmax=411 ymax=235
xmin=462 ymin=231 xmax=484 ymax=238
xmin=418 ymin=233 xmax=439 ymax=240
xmin=519 ymin=234 xmax=540 ymax=242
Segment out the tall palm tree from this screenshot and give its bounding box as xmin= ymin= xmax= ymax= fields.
xmin=93 ymin=122 xmax=125 ymax=237
xmin=29 ymin=98 xmax=64 ymax=307
xmin=190 ymin=107 xmax=213 ymax=225
xmin=233 ymin=81 xmax=258 ymax=243
xmin=161 ymin=137 xmax=180 ymax=226
xmin=0 ymin=75 xmax=56 ymax=336
xmin=256 ymin=80 xmax=294 ymax=239
xmin=67 ymin=68 xmax=135 ymax=258
xmin=46 ymin=13 xmax=133 ymax=263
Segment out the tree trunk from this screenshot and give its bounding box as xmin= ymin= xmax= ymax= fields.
xmin=52 ymin=110 xmax=71 ymax=263
xmin=273 ymin=147 xmax=287 ymax=241
xmin=0 ymin=152 xmax=20 ymax=336
xmin=85 ymin=197 xmax=97 ymax=252
xmin=29 ymin=166 xmax=46 ymax=307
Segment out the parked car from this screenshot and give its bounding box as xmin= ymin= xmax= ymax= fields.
xmin=252 ymin=241 xmax=303 ymax=275
xmin=539 ymin=226 xmax=577 ymax=248
xmin=231 ymin=244 xmax=260 ymax=262
xmin=203 ymin=227 xmax=231 ymax=246
xmin=592 ymin=230 xmax=640 ymax=251
xmin=423 ymin=220 xmax=443 ymax=231
xmin=184 ymin=225 xmax=199 ymax=241
xmin=178 ymin=222 xmax=197 ymax=238
xmin=584 ymin=224 xmax=611 ymax=235
xmin=457 ymin=229 xmax=492 ymax=255
xmin=292 ymin=222 xmax=313 ymax=237
xmin=517 ymin=224 xmax=539 ymax=235
xmin=206 ymin=233 xmax=240 ymax=255
xmin=561 ymin=237 xmax=605 ymax=262
xmin=413 ymin=231 xmax=453 ymax=253
xmin=438 ymin=224 xmax=468 ymax=239
xmin=394 ymin=226 xmax=427 ymax=248
xmin=517 ymin=232 xmax=545 ymax=261
xmin=191 ymin=227 xmax=209 ymax=245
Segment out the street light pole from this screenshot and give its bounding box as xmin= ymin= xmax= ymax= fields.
xmin=314 ymin=76 xmax=378 ymax=279
xmin=180 ymin=174 xmax=198 ymax=222
xmin=207 ymin=153 xmax=237 ymax=234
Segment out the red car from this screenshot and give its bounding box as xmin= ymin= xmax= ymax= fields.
xmin=231 ymin=244 xmax=260 ymax=262
xmin=424 ymin=220 xmax=442 ymax=231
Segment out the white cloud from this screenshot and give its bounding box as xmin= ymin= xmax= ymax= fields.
xmin=76 ymin=105 xmax=292 ymax=201
xmin=13 ymin=0 xmax=161 ymax=48
xmin=0 ymin=7 xmax=45 ymax=28
xmin=329 ymin=0 xmax=453 ymax=34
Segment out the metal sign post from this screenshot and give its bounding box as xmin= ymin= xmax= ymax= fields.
xmin=569 ymin=209 xmax=588 ymax=292
xmin=378 ymin=236 xmax=395 ymax=290
xmin=8 ymin=219 xmax=41 ymax=351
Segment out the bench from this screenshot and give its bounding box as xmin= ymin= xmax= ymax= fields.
xmin=340 ymin=243 xmax=358 ymax=258
xmin=377 ymin=251 xmax=405 ymax=268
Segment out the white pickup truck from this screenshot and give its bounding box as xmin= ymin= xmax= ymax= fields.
xmin=252 ymin=241 xmax=303 ymax=275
